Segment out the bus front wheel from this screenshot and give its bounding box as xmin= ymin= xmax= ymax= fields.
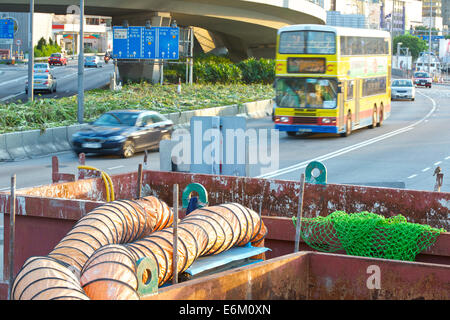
xmin=341 ymin=113 xmax=352 ymax=137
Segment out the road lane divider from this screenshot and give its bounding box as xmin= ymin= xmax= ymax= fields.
xmin=258 ymin=92 xmax=437 ymax=179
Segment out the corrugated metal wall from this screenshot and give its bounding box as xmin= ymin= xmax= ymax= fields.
xmin=0 ymin=12 xmax=54 ymax=56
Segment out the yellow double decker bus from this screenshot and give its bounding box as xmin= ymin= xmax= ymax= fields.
xmin=273 ymin=24 xmax=391 ymax=137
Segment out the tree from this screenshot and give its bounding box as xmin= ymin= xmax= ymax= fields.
xmin=34 ymin=37 xmax=62 ymax=57
xmin=36 ymin=37 xmax=47 ymax=51
xmin=414 ymin=26 xmax=439 ymax=35
xmin=393 ymin=34 xmax=428 ymax=61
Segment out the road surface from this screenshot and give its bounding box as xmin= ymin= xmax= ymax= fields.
xmin=0 ymin=86 xmax=449 ymax=194
xmin=0 ymin=59 xmax=114 ymax=103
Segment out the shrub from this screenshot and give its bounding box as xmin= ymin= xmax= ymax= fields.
xmin=165 ymin=54 xmax=274 ymax=85
xmin=237 ymin=57 xmax=275 ymax=84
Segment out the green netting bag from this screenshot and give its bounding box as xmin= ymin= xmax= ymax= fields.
xmin=292 ymin=211 xmax=446 ymax=261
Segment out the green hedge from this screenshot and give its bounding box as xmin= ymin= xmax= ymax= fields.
xmin=165 ymin=54 xmax=275 ymax=85
xmin=237 ymin=58 xmax=275 ymax=84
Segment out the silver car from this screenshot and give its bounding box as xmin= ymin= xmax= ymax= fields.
xmin=84 ymin=56 xmax=103 ymax=68
xmin=391 ymin=79 xmax=415 ymax=101
xmin=25 ymin=74 xmax=57 ymax=94
xmin=33 ymin=63 xmax=52 ymax=74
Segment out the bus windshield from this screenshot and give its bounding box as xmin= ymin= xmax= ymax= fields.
xmin=276 ymin=78 xmax=338 ymax=109
xmin=279 ymin=31 xmax=336 ymax=55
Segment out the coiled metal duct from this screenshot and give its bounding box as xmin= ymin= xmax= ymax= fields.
xmin=11 ymin=196 xmax=173 ymax=300
xmin=48 ymin=196 xmax=173 ymax=271
xmin=79 ymin=203 xmax=267 ymax=300
xmin=10 ymin=257 xmax=89 ymax=300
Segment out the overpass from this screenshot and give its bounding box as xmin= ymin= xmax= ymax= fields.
xmin=0 ymin=0 xmax=326 ymax=81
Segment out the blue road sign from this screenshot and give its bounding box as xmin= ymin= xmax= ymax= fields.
xmin=113 ymin=26 xmax=179 ymax=60
xmin=418 ymin=35 xmax=444 ymax=41
xmin=158 ymin=27 xmax=179 ymax=60
xmin=142 ymin=28 xmax=156 ymax=59
xmin=113 ymin=27 xmax=128 ymax=59
xmin=0 ymin=19 xmax=14 ymax=42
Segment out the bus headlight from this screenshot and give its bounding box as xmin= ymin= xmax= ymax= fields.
xmin=280 ymin=116 xmax=290 ymax=123
xmin=319 ymin=117 xmax=337 ymax=125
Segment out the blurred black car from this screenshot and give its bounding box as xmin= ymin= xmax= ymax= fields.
xmin=71 ymin=110 xmax=174 ymax=158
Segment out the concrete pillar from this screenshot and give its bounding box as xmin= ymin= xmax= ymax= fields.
xmin=214 ymin=32 xmax=248 ymax=62
xmin=114 ymin=12 xmax=172 ymax=84
xmin=247 ymin=45 xmax=276 ymax=59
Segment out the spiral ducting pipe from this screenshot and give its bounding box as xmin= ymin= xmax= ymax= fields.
xmin=48 ymin=196 xmax=173 ymax=271
xmin=11 ymin=196 xmax=173 ymax=300
xmin=79 ymin=203 xmax=267 ymax=300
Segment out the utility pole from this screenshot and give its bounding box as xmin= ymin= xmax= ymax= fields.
xmin=428 ymin=0 xmax=432 ymax=74
xmin=390 ymin=0 xmax=394 ymax=35
xmin=390 ymin=0 xmax=395 ymax=55
xmin=27 ymin=0 xmax=34 ymax=102
xmin=77 ymin=0 xmax=84 ymax=123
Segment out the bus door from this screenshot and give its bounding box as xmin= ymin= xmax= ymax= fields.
xmin=339 ymin=82 xmax=346 ymax=132
xmin=354 ymin=79 xmax=361 ymax=125
xmin=340 ymin=80 xmax=354 ymax=132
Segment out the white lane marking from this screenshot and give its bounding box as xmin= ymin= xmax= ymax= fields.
xmin=257 ymin=91 xmax=437 ymax=179
xmin=0 ymin=187 xmax=10 ymax=191
xmin=434 ymin=161 xmax=442 ymax=166
xmin=1 ymin=92 xmax=24 ymax=101
xmin=446 ymin=156 xmax=450 ymax=160
xmin=107 ymin=165 xmax=124 ymax=170
xmin=258 ymin=127 xmax=414 ymax=179
xmin=407 ymin=174 xmax=418 ymax=179
xmin=0 ymin=75 xmax=27 ymax=87
xmin=422 ymin=167 xmax=430 ymax=172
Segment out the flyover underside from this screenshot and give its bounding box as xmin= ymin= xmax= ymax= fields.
xmin=0 ymin=1 xmax=325 ymax=81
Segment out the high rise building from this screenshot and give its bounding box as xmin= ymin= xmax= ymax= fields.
xmin=422 ymin=0 xmax=444 ymax=30
xmin=325 ymin=0 xmax=422 ymax=32
xmin=441 ymin=0 xmax=450 ymax=28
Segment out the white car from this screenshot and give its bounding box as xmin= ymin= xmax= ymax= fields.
xmin=34 ymin=63 xmax=51 ymax=74
xmin=391 ymin=79 xmax=415 ymax=101
xmin=25 ymin=73 xmax=57 ymax=94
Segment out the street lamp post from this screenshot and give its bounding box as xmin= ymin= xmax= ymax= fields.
xmin=429 ymin=0 xmax=432 ymax=74
xmin=77 ymin=0 xmax=84 ymax=124
xmin=397 ymin=42 xmax=402 ymax=56
xmin=27 ymin=0 xmax=34 ymax=102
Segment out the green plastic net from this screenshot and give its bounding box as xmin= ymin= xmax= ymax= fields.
xmin=292 ymin=211 xmax=446 ymax=261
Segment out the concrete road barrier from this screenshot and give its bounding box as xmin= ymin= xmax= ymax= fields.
xmin=52 ymin=127 xmax=71 ymax=152
xmin=0 ymin=100 xmax=273 ymax=161
xmin=0 ymin=134 xmax=11 ymax=161
xmin=4 ymin=132 xmax=27 ymax=160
